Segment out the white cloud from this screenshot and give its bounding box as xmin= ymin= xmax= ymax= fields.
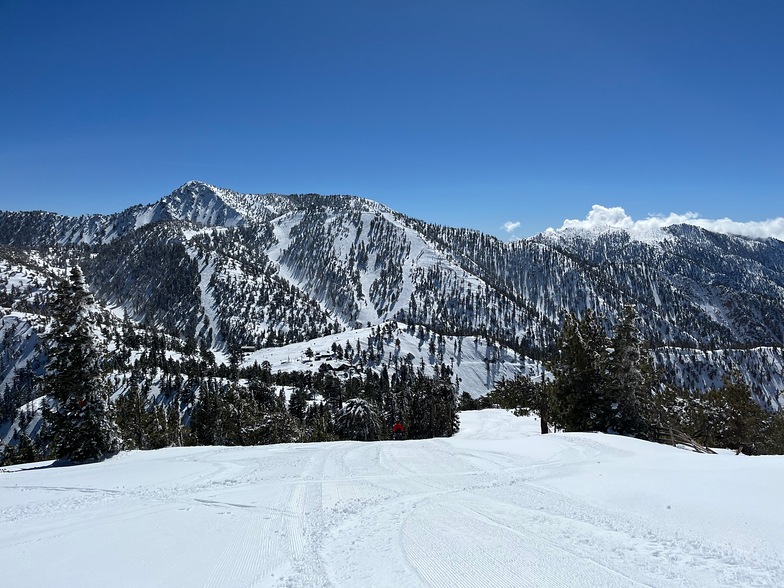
xmin=550 ymin=205 xmax=784 ymax=241
xmin=502 ymin=221 xmax=521 ymax=233
xmin=687 ymin=217 xmax=784 ymax=241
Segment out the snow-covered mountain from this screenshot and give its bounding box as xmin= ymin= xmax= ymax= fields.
xmin=1 ymin=181 xmax=784 ymax=412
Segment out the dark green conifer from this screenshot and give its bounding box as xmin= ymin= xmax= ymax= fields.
xmin=551 ymin=310 xmax=611 ymax=432
xmin=42 ymin=267 xmax=119 ymax=462
xmin=114 ymin=372 xmax=152 ymax=450
xmin=607 ymin=305 xmax=657 ymax=439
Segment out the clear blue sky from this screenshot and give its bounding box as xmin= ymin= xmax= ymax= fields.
xmin=1 ymin=0 xmax=782 ymax=238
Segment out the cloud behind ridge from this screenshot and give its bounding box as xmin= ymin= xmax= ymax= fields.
xmin=550 ymin=205 xmax=784 ymax=241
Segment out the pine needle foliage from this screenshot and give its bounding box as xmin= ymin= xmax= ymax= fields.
xmin=42 ymin=267 xmax=119 ymax=462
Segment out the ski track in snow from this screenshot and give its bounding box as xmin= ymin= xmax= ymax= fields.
xmin=2 ymin=410 xmax=784 ymax=587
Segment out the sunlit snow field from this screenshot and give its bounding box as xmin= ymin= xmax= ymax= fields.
xmin=2 ymin=409 xmax=783 ymax=587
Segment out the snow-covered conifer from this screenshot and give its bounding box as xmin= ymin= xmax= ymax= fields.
xmin=336 ymin=398 xmax=380 ymax=441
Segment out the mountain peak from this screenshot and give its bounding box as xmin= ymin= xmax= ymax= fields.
xmin=180 ymin=179 xmax=209 ymax=189
xmin=173 ymin=180 xmax=223 ymax=196
xmin=158 ymin=182 xmax=244 ymax=228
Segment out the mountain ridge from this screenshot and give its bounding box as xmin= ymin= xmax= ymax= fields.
xmin=1 ymin=181 xmax=783 ymax=415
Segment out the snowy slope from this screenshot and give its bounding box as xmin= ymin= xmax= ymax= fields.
xmin=2 ymin=409 xmax=783 ymax=588
xmin=242 ymin=323 xmax=533 ymax=397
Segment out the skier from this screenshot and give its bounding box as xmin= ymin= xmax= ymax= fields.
xmin=392 ymin=421 xmax=404 ymax=440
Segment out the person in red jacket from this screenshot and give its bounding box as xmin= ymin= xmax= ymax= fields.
xmin=392 ymin=421 xmax=404 ymax=440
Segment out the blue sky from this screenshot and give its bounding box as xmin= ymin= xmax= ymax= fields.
xmin=1 ymin=0 xmax=782 ymax=238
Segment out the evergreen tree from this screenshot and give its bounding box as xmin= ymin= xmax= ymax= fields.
xmin=218 ymin=381 xmax=284 ymax=446
xmin=761 ymin=411 xmax=784 ymax=454
xmin=256 ymin=411 xmax=300 ymax=445
xmin=491 ymin=371 xmax=550 ymax=434
xmin=288 ymin=384 xmax=309 ymax=423
xmin=189 ymin=378 xmax=221 ymax=445
xmin=42 ymin=267 xmax=119 ymax=462
xmin=336 ymin=398 xmax=380 ymax=441
xmin=551 ymin=310 xmax=611 ymax=432
xmin=0 ymin=431 xmax=40 ymax=466
xmin=302 ymin=401 xmax=336 ymax=442
xmin=114 ymin=372 xmax=152 ymax=450
xmin=165 ymin=401 xmax=183 ymax=447
xmin=431 ymin=365 xmax=459 ymax=437
xmin=606 ymin=305 xmax=657 ymax=439
xmin=218 ymin=382 xmax=250 ymax=446
xmin=703 ymin=373 xmax=766 ymax=454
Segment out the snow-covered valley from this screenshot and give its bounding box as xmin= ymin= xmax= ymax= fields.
xmin=2 ymin=409 xmax=782 ymax=587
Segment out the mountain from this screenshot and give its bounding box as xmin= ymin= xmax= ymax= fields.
xmin=1 ymin=180 xmax=783 ymax=431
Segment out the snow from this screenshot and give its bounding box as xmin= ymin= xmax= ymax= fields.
xmin=265 ymin=209 xmax=493 ymax=329
xmin=0 ymin=312 xmax=45 ymax=444
xmin=188 ymin=248 xmax=223 ymax=350
xmin=182 ymin=227 xmax=227 ymax=241
xmin=242 ymin=323 xmax=531 ymax=397
xmin=541 ymin=223 xmax=674 ymax=245
xmin=2 ymin=409 xmax=783 ymax=587
xmin=266 ymin=211 xmax=343 ymax=325
xmin=133 ymin=205 xmax=159 ymax=229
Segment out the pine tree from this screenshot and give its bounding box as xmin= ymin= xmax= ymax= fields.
xmin=114 ymin=372 xmax=152 ymax=449
xmin=256 ymin=410 xmax=300 ymax=445
xmin=336 ymin=398 xmax=380 ymax=441
xmin=190 ymin=378 xmax=221 ymax=445
xmin=0 ymin=431 xmax=40 ymax=466
xmin=491 ymin=371 xmax=550 ymax=434
xmin=288 ymin=384 xmax=309 ymax=423
xmin=302 ymin=401 xmax=336 ymax=442
xmin=551 ymin=310 xmax=611 ymax=432
xmin=606 ymin=305 xmax=657 ymax=439
xmin=703 ymin=373 xmax=766 ymax=454
xmin=431 ymin=365 xmax=459 ymax=437
xmin=42 ymin=267 xmax=119 ymax=462
xmin=761 ymin=411 xmax=784 ymax=454
xmin=165 ymin=401 xmax=183 ymax=447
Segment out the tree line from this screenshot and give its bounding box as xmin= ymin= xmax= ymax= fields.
xmin=487 ymin=306 xmax=784 ymax=455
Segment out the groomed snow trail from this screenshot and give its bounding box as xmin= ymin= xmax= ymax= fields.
xmin=2 ymin=410 xmax=783 ymax=587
